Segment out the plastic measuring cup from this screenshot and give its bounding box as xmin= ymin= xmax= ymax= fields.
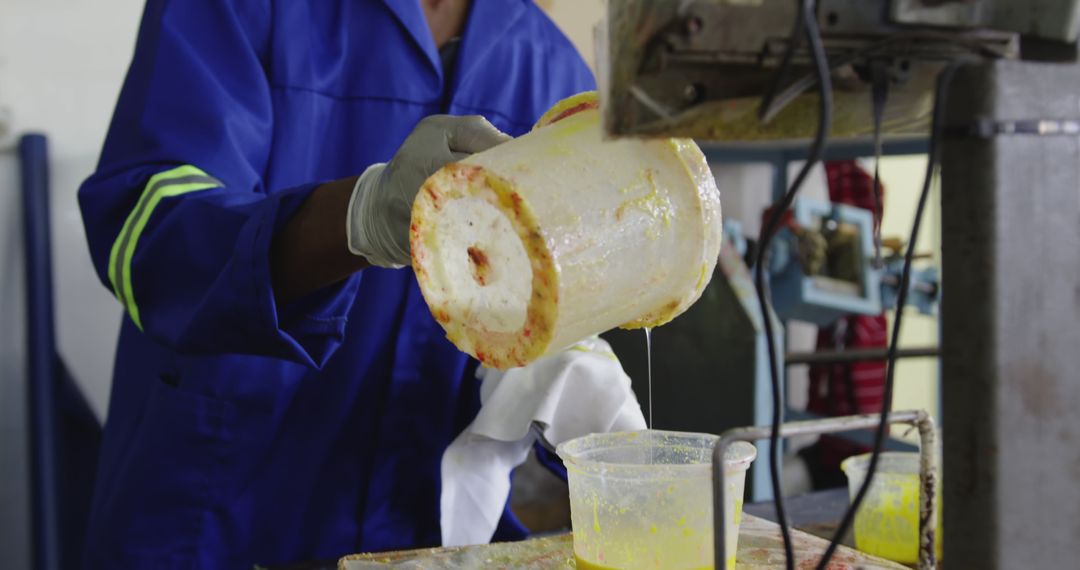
xmin=841 ymin=451 xmax=943 ymax=564
xmin=556 ymin=431 xmax=756 ymax=570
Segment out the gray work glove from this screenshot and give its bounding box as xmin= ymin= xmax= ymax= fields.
xmin=347 ymin=115 xmax=511 ymax=268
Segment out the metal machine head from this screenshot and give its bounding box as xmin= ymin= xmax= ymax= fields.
xmin=598 ymin=0 xmax=1067 ymax=142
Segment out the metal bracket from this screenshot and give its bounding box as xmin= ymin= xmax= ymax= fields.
xmin=768 ymin=197 xmax=883 ymax=325
xmin=891 ymin=0 xmax=988 ymax=28
xmin=712 ymin=410 xmax=938 ymax=569
xmin=946 ymin=117 xmax=1080 ymax=138
xmin=604 ymin=0 xmax=1017 ymax=139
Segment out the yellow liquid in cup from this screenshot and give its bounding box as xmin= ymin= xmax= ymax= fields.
xmin=843 ymin=452 xmax=944 ymax=564
xmin=574 ymin=556 xmax=714 ymax=570
xmin=561 ymin=433 xmax=755 ymax=570
xmin=850 ymin=478 xmax=944 ymax=564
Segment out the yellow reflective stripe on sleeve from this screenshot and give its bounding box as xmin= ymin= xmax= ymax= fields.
xmin=107 ymin=165 xmax=222 ymax=330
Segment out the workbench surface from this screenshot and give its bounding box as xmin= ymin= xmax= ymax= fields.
xmin=338 ymin=513 xmax=906 ymax=569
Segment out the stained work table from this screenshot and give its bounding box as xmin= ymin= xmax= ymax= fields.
xmin=338 ymin=513 xmax=906 ymax=569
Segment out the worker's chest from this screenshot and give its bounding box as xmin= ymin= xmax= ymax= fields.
xmin=267 ymin=2 xmax=441 ymax=104
xmin=259 ymin=1 xmax=539 ymax=187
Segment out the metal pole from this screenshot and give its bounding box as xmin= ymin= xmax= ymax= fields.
xmin=785 ymin=346 xmax=940 ymax=365
xmin=712 ymin=410 xmax=937 ymax=569
xmin=940 ymin=59 xmax=1080 ymax=569
xmin=20 ymin=134 xmax=61 ymax=570
xmin=771 ymin=154 xmax=790 ymax=204
xmin=879 ymin=274 xmax=937 ymax=294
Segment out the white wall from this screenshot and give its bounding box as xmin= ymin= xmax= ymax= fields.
xmin=874 ymin=155 xmax=941 ymax=432
xmin=0 ymin=0 xmax=142 ymax=565
xmin=539 ymin=0 xmax=604 ymax=70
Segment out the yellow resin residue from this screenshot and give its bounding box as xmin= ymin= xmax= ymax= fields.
xmin=695 ymin=264 xmax=709 ymax=292
xmin=543 ymin=142 xmax=576 ymax=157
xmin=665 ymin=138 xmax=720 ymax=236
xmin=574 ymin=556 xmax=736 ymax=570
xmin=532 ymin=91 xmax=599 ymax=130
xmin=853 ymin=488 xmax=918 ymax=562
xmin=571 ymin=514 xmax=739 ymax=570
xmin=574 ymin=557 xmax=711 ymax=570
xmin=667 ymin=140 xmax=714 ymax=209
xmin=620 ymin=297 xmax=683 ymax=330
xmin=568 ymin=343 xmax=620 ymax=361
xmin=549 ymin=109 xmax=600 ymax=140
xmin=667 ymin=138 xmax=713 ymax=200
xmin=615 ymin=169 xmax=674 ymax=239
xmin=852 ymin=475 xmax=943 ymax=564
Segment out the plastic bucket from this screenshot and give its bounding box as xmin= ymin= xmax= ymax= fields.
xmin=841 ymin=451 xmax=943 ymax=564
xmin=557 ymin=430 xmax=756 ymax=570
xmin=411 ymin=92 xmax=723 ymax=369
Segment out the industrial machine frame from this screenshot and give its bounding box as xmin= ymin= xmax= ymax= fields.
xmin=606 ymin=0 xmax=1080 ymax=563
xmin=711 ymin=410 xmax=939 ymax=570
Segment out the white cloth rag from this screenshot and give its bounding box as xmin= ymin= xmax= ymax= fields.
xmin=439 ymin=336 xmax=646 ymax=547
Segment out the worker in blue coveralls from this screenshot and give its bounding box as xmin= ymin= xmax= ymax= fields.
xmin=77 ymin=0 xmax=594 ymax=567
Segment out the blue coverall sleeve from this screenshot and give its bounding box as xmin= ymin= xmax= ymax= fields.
xmin=79 ymin=0 xmax=355 ymax=368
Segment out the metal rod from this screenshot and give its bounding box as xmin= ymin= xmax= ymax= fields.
xmin=713 ymin=410 xmax=937 ymax=570
xmin=20 ymin=133 xmax=61 ymax=570
xmin=880 ymin=274 xmax=938 ymax=294
xmin=701 ymin=137 xmax=930 ymax=164
xmin=785 ymin=346 xmax=939 ymax=366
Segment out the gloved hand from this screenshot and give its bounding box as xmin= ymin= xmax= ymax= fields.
xmin=347 ymin=115 xmax=511 ymax=268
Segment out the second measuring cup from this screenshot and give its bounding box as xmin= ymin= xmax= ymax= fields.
xmin=557 ymin=430 xmax=756 ymax=570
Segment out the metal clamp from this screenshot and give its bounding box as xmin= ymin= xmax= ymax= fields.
xmin=712 ymin=409 xmax=938 ymax=569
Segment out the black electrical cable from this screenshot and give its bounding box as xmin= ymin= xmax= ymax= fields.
xmin=813 ymin=61 xmax=964 ymax=570
xmin=754 ymin=2 xmax=832 ymax=568
xmin=760 ymin=33 xmax=996 ymax=124
xmin=758 ymin=2 xmax=806 ymax=122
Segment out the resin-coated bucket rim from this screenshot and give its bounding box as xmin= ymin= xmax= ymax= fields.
xmin=557 ymin=429 xmax=757 ymax=480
